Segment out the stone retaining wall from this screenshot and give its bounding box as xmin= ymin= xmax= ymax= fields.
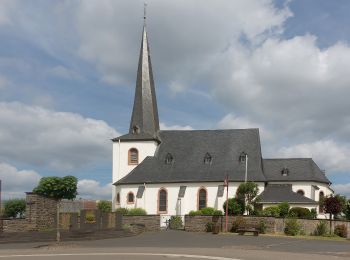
xmin=2 ymin=219 xmax=36 ymax=233
xmin=122 ymin=215 xmax=161 ymax=232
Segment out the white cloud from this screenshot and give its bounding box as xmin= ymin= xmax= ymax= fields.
xmin=0 ymin=102 xmax=119 ymax=171
xmin=47 ymin=65 xmax=82 ymax=80
xmin=160 ymin=122 xmax=193 ymax=131
xmin=77 ymin=179 xmax=111 ymax=200
xmin=333 ymin=183 xmax=350 ymax=198
xmin=0 ymin=163 xmax=41 ymax=199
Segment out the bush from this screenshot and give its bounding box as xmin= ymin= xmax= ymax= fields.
xmin=200 ymin=207 xmax=215 ymax=215
xmin=230 ymin=216 xmax=246 ymax=233
xmin=4 ymin=199 xmax=26 ymax=218
xmin=278 ymin=202 xmax=290 ymax=218
xmin=169 ymin=216 xmax=183 ymax=229
xmin=334 ymin=224 xmax=347 ymax=238
xmin=115 ymin=207 xmax=129 ymax=215
xmin=206 ymin=222 xmax=214 ymax=232
xmin=310 ymin=208 xmax=317 ymax=219
xmin=262 ymin=206 xmax=280 ymax=217
xmin=314 ymin=220 xmax=328 ymax=236
xmin=189 ymin=210 xmax=202 ymax=216
xmin=258 ymin=219 xmax=267 ymax=234
xmin=97 ymin=200 xmax=112 ymax=213
xmin=127 ymin=208 xmax=147 ymax=215
xmin=85 ymin=212 xmax=95 ymax=222
xmin=289 ymin=207 xmax=311 ymax=219
xmin=213 ymin=210 xmax=223 ymax=216
xmin=223 ymin=198 xmax=243 ymax=215
xmin=284 ymin=218 xmax=302 ymax=236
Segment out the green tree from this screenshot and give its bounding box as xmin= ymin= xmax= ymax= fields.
xmin=33 ymin=176 xmax=78 ymax=242
xmin=278 ymin=202 xmax=290 ymax=218
xmin=345 ymin=200 xmax=350 ymax=220
xmin=236 ymin=182 xmax=259 ymax=215
xmin=223 ymin=198 xmax=243 ymax=215
xmin=97 ymin=200 xmax=112 ymax=213
xmin=4 ymin=199 xmax=26 ymax=218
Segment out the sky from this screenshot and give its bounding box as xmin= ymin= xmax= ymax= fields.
xmin=0 ymin=0 xmax=350 ymax=200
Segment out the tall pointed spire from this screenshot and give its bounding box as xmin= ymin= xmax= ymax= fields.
xmin=129 ymin=8 xmax=160 ymax=138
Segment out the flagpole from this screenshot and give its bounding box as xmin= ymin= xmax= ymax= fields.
xmin=225 ymin=175 xmax=229 ymax=232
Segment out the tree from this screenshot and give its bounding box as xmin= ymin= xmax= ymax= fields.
xmin=236 ymin=182 xmax=259 ymax=215
xmin=278 ymin=202 xmax=290 ymax=218
xmin=33 ymin=176 xmax=78 ymax=242
xmin=223 ymin=198 xmax=242 ymax=215
xmin=345 ymin=200 xmax=350 ymax=221
xmin=323 ymin=195 xmax=343 ymax=233
xmin=4 ymin=199 xmax=26 ymax=218
xmin=97 ymin=200 xmax=112 ymax=213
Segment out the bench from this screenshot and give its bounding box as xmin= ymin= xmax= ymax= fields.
xmin=237 ymin=227 xmax=259 ymax=236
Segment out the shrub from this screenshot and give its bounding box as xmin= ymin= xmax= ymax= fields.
xmin=310 ymin=208 xmax=317 ymax=219
xmin=169 ymin=216 xmax=183 ymax=229
xmin=200 ymin=207 xmax=215 ymax=215
xmin=314 ymin=220 xmax=328 ymax=236
xmin=278 ymin=202 xmax=290 ymax=218
xmin=230 ymin=216 xmax=246 ymax=233
xmin=4 ymin=199 xmax=26 ymax=218
xmin=97 ymin=200 xmax=112 ymax=213
xmin=289 ymin=207 xmax=311 ymax=219
xmin=115 ymin=207 xmax=129 ymax=215
xmin=189 ymin=210 xmax=202 ymax=216
xmin=206 ymin=222 xmax=214 ymax=232
xmin=213 ymin=210 xmax=223 ymax=216
xmin=258 ymin=219 xmax=267 ymax=234
xmin=334 ymin=224 xmax=347 ymax=238
xmin=284 ymin=218 xmax=302 ymax=236
xmin=223 ymin=198 xmax=243 ymax=215
xmin=85 ymin=212 xmax=95 ymax=222
xmin=127 ymin=208 xmax=147 ymax=215
xmin=262 ymin=206 xmax=280 ymax=217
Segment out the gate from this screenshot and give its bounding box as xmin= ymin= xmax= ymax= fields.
xmin=160 ymin=215 xmax=185 ymax=230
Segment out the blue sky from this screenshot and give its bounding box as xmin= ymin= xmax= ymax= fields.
xmin=0 ymin=0 xmax=350 ymax=199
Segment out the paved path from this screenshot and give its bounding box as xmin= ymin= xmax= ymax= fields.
xmin=0 ymin=231 xmax=349 ymax=260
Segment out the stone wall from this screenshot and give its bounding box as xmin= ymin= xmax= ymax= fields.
xmin=2 ymin=219 xmax=36 ymax=233
xmin=122 ymin=215 xmax=161 ymax=232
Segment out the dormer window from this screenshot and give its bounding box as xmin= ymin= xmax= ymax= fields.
xmin=132 ymin=125 xmax=140 ymax=134
xmin=165 ymin=153 xmax=174 ymax=165
xmin=204 ymin=153 xmax=212 ymax=165
xmin=281 ymin=167 xmax=289 ymax=176
xmin=239 ymin=152 xmax=247 ymax=163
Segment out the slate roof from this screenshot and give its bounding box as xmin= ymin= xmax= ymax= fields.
xmin=262 ymin=158 xmax=330 ymax=184
xmin=257 ymin=184 xmax=317 ymax=204
xmin=115 ymin=129 xmax=266 ymax=185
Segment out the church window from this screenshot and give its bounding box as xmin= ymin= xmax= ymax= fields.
xmin=127 ymin=192 xmax=134 ymax=204
xmin=239 ymin=152 xmax=247 ymax=163
xmin=297 ymin=189 xmax=305 ymax=196
xmin=319 ymin=191 xmax=325 ymax=213
xmin=281 ymin=167 xmax=289 ymax=176
xmin=198 ymin=188 xmax=207 ymax=210
xmin=116 ymin=193 xmax=120 ymax=204
xmin=165 ymin=153 xmax=174 ymax=164
xmin=128 ymin=148 xmax=139 ymax=165
xmin=158 ymin=188 xmax=167 ymax=213
xmin=132 ymin=125 xmax=140 ymax=134
xmin=204 ymin=153 xmax=212 ymax=165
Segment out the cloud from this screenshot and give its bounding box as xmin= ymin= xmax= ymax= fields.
xmin=77 ymin=179 xmax=111 ymax=200
xmin=0 ymin=163 xmax=41 ymax=199
xmin=46 ymin=65 xmax=82 ymax=80
xmin=0 ymin=75 xmax=10 ymax=89
xmin=160 ymin=122 xmax=193 ymax=131
xmin=0 ymin=102 xmax=119 ymax=171
xmin=333 ymin=183 xmax=350 ymax=198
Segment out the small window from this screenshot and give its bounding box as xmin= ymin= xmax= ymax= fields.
xmin=132 ymin=125 xmax=140 ymax=134
xmin=281 ymin=167 xmax=289 ymax=176
xmin=158 ymin=189 xmax=167 ymax=213
xmin=128 ymin=148 xmax=139 ymax=165
xmin=127 ymin=192 xmax=134 ymax=204
xmin=116 ymin=193 xmax=120 ymax=204
xmin=319 ymin=191 xmax=325 ymax=213
xmin=165 ymin=153 xmax=174 ymax=164
xmin=297 ymin=189 xmax=305 ymax=196
xmin=198 ymin=188 xmax=207 ymax=210
xmin=204 ymin=153 xmax=212 ymax=165
xmin=239 ymin=152 xmax=247 ymax=163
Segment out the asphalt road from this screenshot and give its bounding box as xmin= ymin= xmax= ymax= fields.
xmin=0 ymin=231 xmax=349 ymax=260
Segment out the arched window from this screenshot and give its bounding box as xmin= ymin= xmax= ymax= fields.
xmin=198 ymin=188 xmax=207 ymax=210
xmin=116 ymin=193 xmax=120 ymax=204
xmin=319 ymin=191 xmax=325 ymax=213
xmin=297 ymin=189 xmax=305 ymax=196
xmin=128 ymin=148 xmax=139 ymax=165
xmin=158 ymin=188 xmax=167 ymax=213
xmin=204 ymin=153 xmax=212 ymax=165
xmin=127 ymin=192 xmax=134 ymax=204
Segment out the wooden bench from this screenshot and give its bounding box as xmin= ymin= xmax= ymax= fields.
xmin=237 ymin=227 xmax=259 ymax=236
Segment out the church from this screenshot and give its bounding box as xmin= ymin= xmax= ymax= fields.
xmin=112 ymin=20 xmax=333 ymax=219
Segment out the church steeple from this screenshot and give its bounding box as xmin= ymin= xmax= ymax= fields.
xmin=129 ymin=11 xmax=160 ymax=138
